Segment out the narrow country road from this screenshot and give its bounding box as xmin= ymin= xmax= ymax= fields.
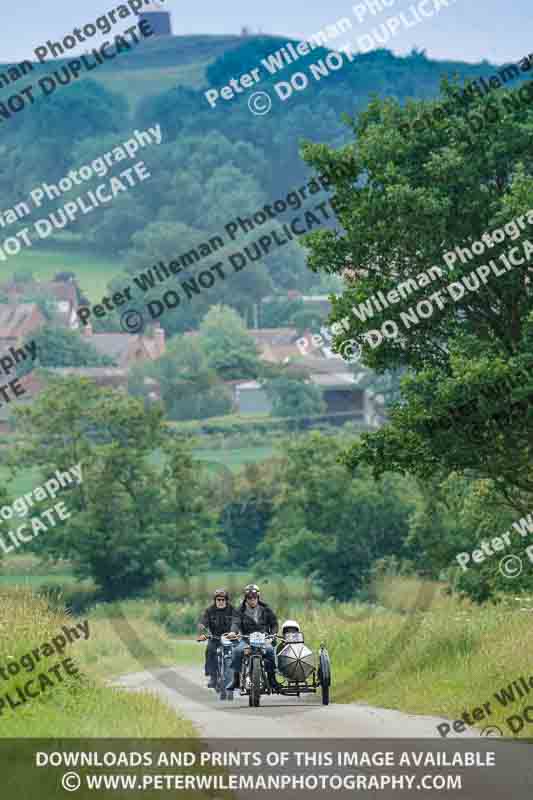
xmin=111 ymin=665 xmax=533 ymax=799
xmin=112 ymin=663 xmax=480 ymax=739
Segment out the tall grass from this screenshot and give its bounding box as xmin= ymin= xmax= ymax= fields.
xmin=299 ymin=577 xmax=533 ymax=737
xmin=0 ymin=589 xmax=198 ymax=738
xmin=6 ymin=573 xmax=533 ymax=739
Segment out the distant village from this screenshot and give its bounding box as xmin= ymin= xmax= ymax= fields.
xmin=0 ymin=274 xmax=381 ymax=434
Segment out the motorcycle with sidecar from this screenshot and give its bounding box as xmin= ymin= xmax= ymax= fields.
xmin=237 ymin=630 xmax=331 ymax=707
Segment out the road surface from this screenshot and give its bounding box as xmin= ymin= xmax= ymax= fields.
xmin=112 ymin=662 xmax=480 ymax=739
xmin=110 ymin=666 xmax=533 ymax=800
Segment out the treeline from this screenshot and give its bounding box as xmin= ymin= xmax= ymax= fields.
xmin=3 ymin=376 xmax=530 ymax=605
xmin=217 ymin=434 xmax=533 ymax=603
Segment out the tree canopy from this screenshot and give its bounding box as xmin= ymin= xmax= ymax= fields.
xmin=257 ymin=433 xmax=414 ymax=598
xmin=301 ymin=78 xmax=533 ymax=507
xmin=10 ymin=378 xmax=221 ymax=598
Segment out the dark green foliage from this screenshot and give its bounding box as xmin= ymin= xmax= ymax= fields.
xmin=259 ymin=297 xmax=304 ymax=328
xmin=290 ymin=306 xmax=329 ymax=334
xmin=256 ymin=433 xmax=414 ymax=599
xmin=22 ymin=325 xmax=115 ymax=370
xmin=198 ymin=305 xmax=262 ymax=380
xmin=300 ymin=77 xmax=533 ymax=502
xmin=217 ymin=463 xmax=280 ymax=567
xmin=10 ymin=378 xmax=221 ymax=599
xmin=265 ymin=376 xmax=326 ymax=418
xmin=130 ymin=334 xmax=233 ymax=421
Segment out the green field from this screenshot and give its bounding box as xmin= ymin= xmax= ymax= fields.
xmin=193 ymin=445 xmax=275 ymax=472
xmin=0 ymin=445 xmax=274 ymax=503
xmin=147 ymin=443 xmax=276 ymax=475
xmin=0 ymin=465 xmax=41 ymax=498
xmin=95 ymin=62 xmax=211 ymax=109
xmin=4 ymin=247 xmax=126 ymax=300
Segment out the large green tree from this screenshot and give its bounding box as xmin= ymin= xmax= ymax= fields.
xmin=407 ymin=471 xmax=533 ymax=602
xmin=257 ymin=433 xmax=414 ymax=598
xmin=301 ymin=78 xmax=533 ymax=508
xmin=217 ymin=462 xmax=281 ymax=567
xmin=198 ymin=305 xmax=262 ymax=380
xmin=11 ymin=378 xmax=221 ymax=599
xmin=20 ymin=325 xmax=115 ymax=372
xmin=264 ymin=376 xmax=326 ymax=418
xmin=134 ymin=335 xmax=233 ymax=421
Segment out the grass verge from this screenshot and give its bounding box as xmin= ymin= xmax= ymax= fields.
xmin=0 ymin=589 xmax=197 ymax=738
xmin=300 ymin=576 xmax=533 ymax=738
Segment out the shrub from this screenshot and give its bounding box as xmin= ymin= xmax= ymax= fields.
xmin=152 ymin=602 xmax=202 ymax=635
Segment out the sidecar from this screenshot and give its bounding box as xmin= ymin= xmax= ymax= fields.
xmin=275 ymin=631 xmax=331 ymax=705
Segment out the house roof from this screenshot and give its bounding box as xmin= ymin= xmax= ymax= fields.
xmin=292 ymin=356 xmax=351 ymax=373
xmin=0 ymin=403 xmax=14 ymax=422
xmin=248 ymin=327 xmax=318 ymax=364
xmin=235 ymin=380 xmax=264 ymax=390
xmin=310 ymin=372 xmax=363 ymax=389
xmin=2 ymin=280 xmax=78 ymax=305
xmin=89 ymin=334 xmax=133 ymax=361
xmin=248 ymin=328 xmax=300 ymax=346
xmin=0 ymin=303 xmax=41 ymax=338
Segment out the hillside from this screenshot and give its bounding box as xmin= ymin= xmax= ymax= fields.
xmin=1 ymin=34 xmax=522 ymax=108
xmin=1 ymin=34 xmax=283 ymax=107
xmin=0 ymin=34 xmax=528 ymax=310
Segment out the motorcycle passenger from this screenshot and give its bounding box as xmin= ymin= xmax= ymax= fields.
xmin=226 ymin=585 xmax=281 ymax=691
xmin=197 ymin=589 xmax=234 ymax=688
xmin=278 ymin=619 xmax=304 ymax=648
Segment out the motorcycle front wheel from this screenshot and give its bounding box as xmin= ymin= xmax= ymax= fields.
xmin=216 ymin=656 xmax=226 ymax=700
xmin=251 ymin=658 xmax=261 ymax=707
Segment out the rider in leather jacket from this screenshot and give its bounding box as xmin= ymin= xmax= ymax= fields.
xmin=197 ymin=589 xmax=234 ymax=688
xmin=226 ymin=585 xmax=281 ymax=691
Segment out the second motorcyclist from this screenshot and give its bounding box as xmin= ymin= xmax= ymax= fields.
xmin=197 ymin=589 xmax=235 ymax=688
xmin=226 ymin=584 xmax=281 ymax=691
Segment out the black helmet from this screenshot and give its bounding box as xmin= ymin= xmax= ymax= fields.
xmin=213 ymin=588 xmax=229 ymax=601
xmin=244 ymin=583 xmax=260 ymax=598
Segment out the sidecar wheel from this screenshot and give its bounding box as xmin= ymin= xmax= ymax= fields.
xmin=319 ymin=650 xmax=331 ymax=706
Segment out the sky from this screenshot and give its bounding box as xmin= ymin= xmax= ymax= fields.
xmin=1 ymin=0 xmax=531 ymax=66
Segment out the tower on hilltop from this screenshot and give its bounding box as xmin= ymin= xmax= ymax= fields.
xmin=139 ymin=1 xmax=172 ymax=36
